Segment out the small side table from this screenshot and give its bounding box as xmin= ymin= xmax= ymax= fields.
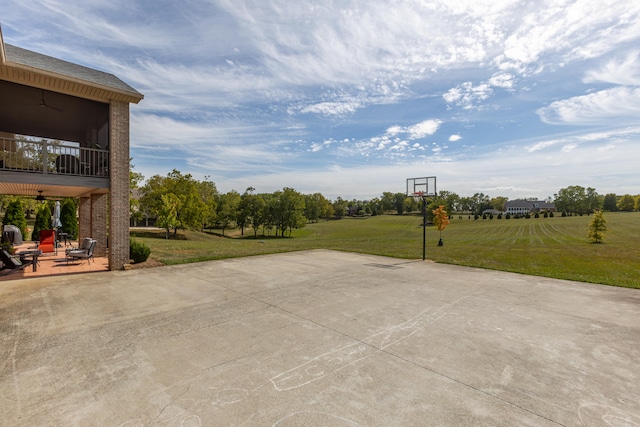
xmin=58 ymin=232 xmax=69 ymax=247
xmin=17 ymin=250 xmax=41 ymax=272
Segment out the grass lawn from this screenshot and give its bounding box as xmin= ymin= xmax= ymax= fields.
xmin=131 ymin=212 xmax=640 ymax=289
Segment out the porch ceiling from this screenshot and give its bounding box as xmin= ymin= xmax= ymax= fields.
xmin=0 ymin=80 xmax=108 ymax=143
xmin=0 ymin=182 xmax=108 ymax=199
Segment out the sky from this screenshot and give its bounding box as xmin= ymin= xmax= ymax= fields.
xmin=3 ymin=0 xmax=640 ymax=200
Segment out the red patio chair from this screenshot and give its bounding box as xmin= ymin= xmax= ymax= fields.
xmin=38 ymin=230 xmax=57 ymax=255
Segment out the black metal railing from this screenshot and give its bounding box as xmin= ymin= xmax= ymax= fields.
xmin=0 ymin=137 xmax=109 ymax=177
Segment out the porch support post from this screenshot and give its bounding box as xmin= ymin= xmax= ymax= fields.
xmin=108 ymin=100 xmax=130 ymax=270
xmin=78 ymin=197 xmax=91 ymax=241
xmin=90 ymin=194 xmax=108 ymax=257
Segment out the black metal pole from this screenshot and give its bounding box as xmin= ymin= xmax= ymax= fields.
xmin=422 ymin=196 xmax=426 ymax=261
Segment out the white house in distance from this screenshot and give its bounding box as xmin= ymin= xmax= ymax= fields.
xmin=504 ymin=200 xmax=556 ymax=215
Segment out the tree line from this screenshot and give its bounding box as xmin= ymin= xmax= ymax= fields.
xmin=129 ymin=169 xmax=640 ymax=239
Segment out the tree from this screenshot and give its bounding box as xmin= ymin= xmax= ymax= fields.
xmin=2 ymin=198 xmax=27 ymax=239
xmin=60 ymin=199 xmax=78 ymax=240
xmin=239 ymin=187 xmax=267 ymax=236
xmin=617 ymin=194 xmax=635 ymax=212
xmin=491 ymin=196 xmax=508 ymax=212
xmin=432 ymin=205 xmax=450 ymax=245
xmin=603 ymin=193 xmax=618 ymax=212
xmin=140 ymin=169 xmax=208 ymax=237
xmin=554 ymin=185 xmax=600 ymax=215
xmin=130 ymin=159 xmax=145 ymax=225
xmin=156 ymin=193 xmax=179 ymax=239
xmin=394 ymin=193 xmax=406 ymax=215
xmin=272 ymin=188 xmax=306 ymax=236
xmin=304 ymin=193 xmax=329 ymax=223
xmin=436 ymin=190 xmax=461 ymax=213
xmin=380 ymin=192 xmax=396 ymax=213
xmin=32 ymin=203 xmax=52 ymax=241
xmin=588 ymin=210 xmax=608 ymax=243
xmin=555 ymin=185 xmax=585 ymax=214
xmin=198 ymin=177 xmax=218 ymax=231
xmin=332 ymin=197 xmax=347 ymax=219
xmin=216 ymin=190 xmax=241 ymax=236
xmin=469 ymin=193 xmax=491 ymax=215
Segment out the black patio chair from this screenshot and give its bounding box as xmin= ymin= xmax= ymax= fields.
xmin=66 ymin=239 xmax=96 ymax=265
xmin=0 ymin=249 xmax=34 ymax=274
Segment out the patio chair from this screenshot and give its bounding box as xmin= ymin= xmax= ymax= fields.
xmin=0 ymin=249 xmax=34 ymax=274
xmin=65 ymin=237 xmax=93 ymax=254
xmin=66 ymin=239 xmax=96 ymax=265
xmin=38 ymin=230 xmax=57 ymax=255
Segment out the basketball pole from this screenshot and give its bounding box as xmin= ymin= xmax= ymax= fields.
xmin=421 ymin=194 xmax=426 ymax=261
xmin=407 ymin=176 xmax=436 ymax=262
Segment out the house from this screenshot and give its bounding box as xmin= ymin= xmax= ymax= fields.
xmin=0 ymin=26 xmax=143 ymax=270
xmin=505 ymin=200 xmax=555 ymax=215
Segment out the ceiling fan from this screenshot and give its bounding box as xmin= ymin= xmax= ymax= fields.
xmin=35 ymin=190 xmax=62 ymax=203
xmin=39 ymin=90 xmax=64 ymax=112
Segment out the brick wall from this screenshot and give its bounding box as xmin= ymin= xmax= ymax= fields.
xmin=90 ymin=194 xmax=108 ymax=257
xmin=108 ymin=101 xmax=130 ymax=270
xmin=78 ymin=197 xmax=91 ymax=242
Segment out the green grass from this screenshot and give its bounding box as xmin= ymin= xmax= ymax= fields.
xmin=131 ymin=212 xmax=640 ymax=289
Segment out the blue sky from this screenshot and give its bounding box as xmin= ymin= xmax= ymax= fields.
xmin=3 ymin=0 xmax=640 ymax=200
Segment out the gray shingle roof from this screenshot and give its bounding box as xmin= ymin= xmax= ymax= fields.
xmin=4 ymin=43 xmax=142 ymax=99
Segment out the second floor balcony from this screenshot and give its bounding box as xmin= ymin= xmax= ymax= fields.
xmin=1 ymin=137 xmax=109 ymax=178
xmin=1 ymin=136 xmax=110 ymax=198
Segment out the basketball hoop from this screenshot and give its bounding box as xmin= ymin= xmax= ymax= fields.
xmin=406 ymin=177 xmax=437 ymax=261
xmin=411 ymin=191 xmax=425 ymax=202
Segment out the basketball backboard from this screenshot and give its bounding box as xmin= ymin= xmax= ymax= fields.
xmin=406 ymin=176 xmax=437 ymax=199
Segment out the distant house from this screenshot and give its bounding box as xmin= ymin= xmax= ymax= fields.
xmin=505 ymin=200 xmax=555 ymax=215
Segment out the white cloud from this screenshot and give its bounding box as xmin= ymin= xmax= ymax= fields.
xmin=407 ymin=119 xmax=442 ymax=139
xmin=525 ymin=127 xmax=640 ymax=153
xmin=300 ymin=101 xmax=361 ymax=116
xmin=449 ymin=135 xmax=462 ymax=142
xmin=537 ymin=87 xmax=640 ymax=124
xmin=584 ymin=50 xmax=640 ymax=86
xmin=488 ymin=72 xmax=515 ymax=89
xmin=443 ymin=82 xmax=493 ymax=109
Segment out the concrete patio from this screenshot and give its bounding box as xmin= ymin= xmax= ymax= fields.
xmin=0 ymin=250 xmax=638 ymax=426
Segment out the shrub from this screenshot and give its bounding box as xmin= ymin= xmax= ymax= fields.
xmin=534 ymin=212 xmax=539 ymax=218
xmin=32 ymin=203 xmax=52 ymax=241
xmin=130 ymin=239 xmax=151 ymax=263
xmin=549 ymin=212 xmax=554 ymax=217
xmin=505 ymin=213 xmax=511 ymax=219
xmin=497 ymin=213 xmax=502 ymax=219
xmin=60 ymin=199 xmax=78 ymax=240
xmin=2 ymin=198 xmax=27 ymax=238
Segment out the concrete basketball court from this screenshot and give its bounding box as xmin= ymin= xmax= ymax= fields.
xmin=1 ymin=249 xmax=638 ymax=426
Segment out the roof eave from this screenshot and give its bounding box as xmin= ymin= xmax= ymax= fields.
xmin=2 ymin=59 xmax=144 ymax=104
xmin=0 ymin=24 xmax=143 ymax=104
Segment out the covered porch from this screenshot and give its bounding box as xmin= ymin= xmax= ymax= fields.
xmin=0 ymin=26 xmax=143 ymax=271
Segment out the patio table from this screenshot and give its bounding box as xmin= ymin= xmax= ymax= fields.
xmin=16 ymin=250 xmax=41 ymax=272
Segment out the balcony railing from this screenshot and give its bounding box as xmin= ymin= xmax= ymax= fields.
xmin=0 ymin=137 xmax=109 ymax=178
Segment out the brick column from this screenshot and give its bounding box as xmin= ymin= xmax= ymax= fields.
xmin=78 ymin=197 xmax=91 ymax=242
xmin=109 ymin=101 xmax=130 ymax=270
xmin=90 ymin=194 xmax=108 ymax=257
